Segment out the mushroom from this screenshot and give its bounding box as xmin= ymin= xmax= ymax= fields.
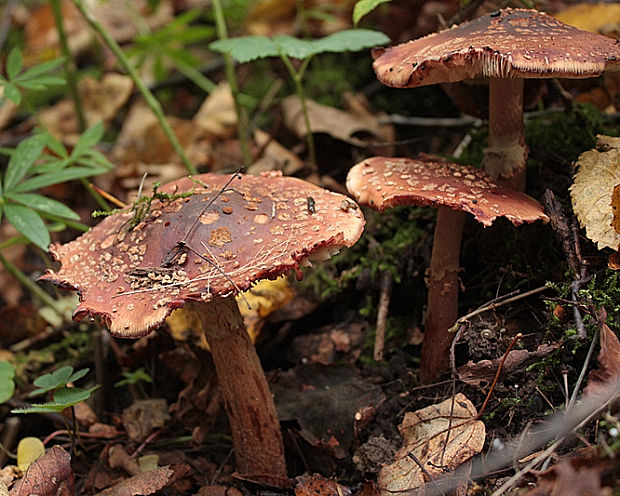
xmin=40 ymin=171 xmax=365 ymax=481
xmin=373 ymin=8 xmax=620 ymax=189
xmin=347 ymin=155 xmax=548 ymax=382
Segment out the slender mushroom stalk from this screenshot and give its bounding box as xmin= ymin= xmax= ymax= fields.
xmin=366 ymin=8 xmax=619 ymax=381
xmin=486 ymin=78 xmax=526 ymax=190
xmin=347 ymin=156 xmax=548 ymax=383
xmin=40 ymin=171 xmax=365 ymax=480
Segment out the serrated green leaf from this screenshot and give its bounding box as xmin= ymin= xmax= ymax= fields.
xmin=312 ymin=29 xmax=390 ymax=54
xmin=12 ymin=166 xmax=109 ymax=193
xmin=31 ymin=365 xmax=74 ymax=395
xmin=273 ymin=35 xmax=316 ymax=60
xmin=4 ymin=134 xmax=47 ymax=191
xmin=72 ymin=122 xmax=104 ymax=158
xmin=3 ymin=204 xmax=49 ymax=250
xmin=0 ymin=361 xmax=15 ymax=404
xmin=5 ymin=192 xmax=80 ymax=220
xmin=6 ymin=47 xmax=23 ymax=81
xmin=3 ymin=83 xmax=21 ymax=105
xmin=210 ymin=36 xmax=280 ymax=63
xmin=353 ymin=0 xmax=391 ymax=26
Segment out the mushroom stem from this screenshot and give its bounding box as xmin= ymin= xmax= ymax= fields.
xmin=191 ymin=298 xmax=287 ymax=479
xmin=420 ymin=206 xmax=466 ymax=383
xmin=483 ymin=77 xmax=527 ymax=191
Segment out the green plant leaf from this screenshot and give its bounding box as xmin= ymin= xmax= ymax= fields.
xmin=12 ymin=166 xmax=110 ymax=193
xmin=0 ymin=361 xmax=15 ymax=404
xmin=72 ymin=122 xmax=104 ymax=158
xmin=31 ymin=365 xmax=74 ymax=396
xmin=3 ymin=83 xmax=21 ymax=105
xmin=3 ymin=203 xmax=49 ymax=250
xmin=67 ymin=368 xmax=89 ymax=384
xmin=14 ymin=58 xmax=65 ymax=83
xmin=16 ymin=76 xmax=66 ymax=90
xmin=210 ymin=36 xmax=280 ymax=63
xmin=312 ymin=29 xmax=390 ymax=54
xmin=3 ymin=134 xmax=47 ymax=191
xmin=6 ymin=47 xmax=23 ymax=81
xmin=5 ymin=192 xmax=80 ymax=220
xmin=353 ymin=0 xmax=391 ymax=26
xmin=211 ymin=29 xmax=389 ymax=63
xmin=12 ymin=386 xmax=98 ymax=414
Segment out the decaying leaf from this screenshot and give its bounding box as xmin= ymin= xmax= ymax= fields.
xmin=457 ymin=343 xmax=559 ymax=387
xmin=94 ymin=463 xmax=189 ymax=496
xmin=282 ymin=95 xmax=386 ymax=146
xmin=377 ymin=393 xmax=485 ymax=495
xmin=10 ymin=445 xmax=73 ymax=496
xmin=585 ymin=311 xmax=620 ymax=397
xmin=16 ymin=437 xmax=45 ymax=473
xmin=570 ymin=135 xmax=620 ymax=250
xmin=524 ymin=451 xmax=617 ymax=496
xmin=554 ymin=3 xmax=620 ymax=37
xmin=121 ymin=399 xmax=170 ymax=443
xmin=295 ymin=473 xmax=350 ymax=496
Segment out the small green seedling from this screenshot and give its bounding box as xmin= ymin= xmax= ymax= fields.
xmin=11 ymin=365 xmax=98 ymax=414
xmin=0 ymin=361 xmax=15 ymax=404
xmin=0 ymin=124 xmax=113 ymax=250
xmin=114 ymin=367 xmax=153 ymax=388
xmin=0 ymin=47 xmax=65 ymax=106
xmin=210 ymin=28 xmax=389 ymax=166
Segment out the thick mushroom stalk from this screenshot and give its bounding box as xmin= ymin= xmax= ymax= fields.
xmin=347 ymin=156 xmax=548 ymax=382
xmin=40 ymin=171 xmax=365 ymax=479
xmin=190 ymin=298 xmax=285 ymax=477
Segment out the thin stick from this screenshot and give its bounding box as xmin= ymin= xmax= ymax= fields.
xmin=450 ymin=286 xmax=549 ymax=332
xmin=477 ymin=333 xmax=523 ymax=419
xmin=407 ymin=452 xmax=447 ymax=496
xmin=373 ymin=271 xmax=393 ymax=361
xmin=70 ymin=0 xmax=197 ymax=174
xmin=89 ymin=183 xmax=127 ymax=208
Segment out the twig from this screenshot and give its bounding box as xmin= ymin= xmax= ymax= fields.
xmin=450 ymin=286 xmax=549 ymax=332
xmin=89 ymin=183 xmax=127 ymax=208
xmin=373 ymin=271 xmax=393 ymax=361
xmin=70 ymin=0 xmax=197 ymax=174
xmin=407 ymin=452 xmax=446 ymax=496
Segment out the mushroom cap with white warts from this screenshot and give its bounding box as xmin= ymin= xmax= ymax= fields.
xmin=346 ymin=155 xmax=548 ymax=226
xmin=373 ymin=8 xmax=620 ymax=88
xmin=40 ymin=172 xmax=365 ymax=338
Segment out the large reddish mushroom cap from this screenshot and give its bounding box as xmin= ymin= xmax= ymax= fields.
xmin=373 ymin=8 xmax=620 ymax=88
xmin=41 ymin=172 xmax=365 ymax=338
xmin=346 ymin=155 xmax=548 ymax=226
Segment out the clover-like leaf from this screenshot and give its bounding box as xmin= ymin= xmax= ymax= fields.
xmin=31 ymin=365 xmax=75 ymax=396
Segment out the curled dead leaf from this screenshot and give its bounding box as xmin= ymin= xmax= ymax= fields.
xmin=570 ymin=135 xmax=620 ymax=250
xmin=377 ymin=393 xmax=485 ymax=495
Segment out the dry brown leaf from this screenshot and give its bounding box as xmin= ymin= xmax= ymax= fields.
xmin=294 ymin=473 xmax=350 ymax=496
xmin=10 ymin=446 xmax=73 ymax=496
xmin=570 ymin=135 xmax=620 ymax=250
xmin=377 ymin=393 xmax=485 ymax=495
xmin=585 ymin=315 xmax=620 ymax=397
xmin=611 ymin=184 xmax=620 ymax=234
xmin=193 ymin=83 xmax=238 ymax=139
xmin=554 ymin=3 xmax=620 ymax=37
xmin=457 ymin=343 xmax=559 ymax=387
xmin=248 ymin=129 xmax=304 ymax=176
xmin=121 ymin=399 xmax=170 ymax=443
xmin=80 ymin=74 xmax=134 ymax=126
xmin=282 ymin=96 xmax=385 ymax=146
xmin=94 ymin=464 xmax=189 ymax=496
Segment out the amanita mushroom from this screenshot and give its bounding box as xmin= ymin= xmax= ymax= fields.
xmin=373 ymin=8 xmax=620 ymax=189
xmin=40 ymin=171 xmax=364 ymax=481
xmin=347 ymin=155 xmax=548 ymax=382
